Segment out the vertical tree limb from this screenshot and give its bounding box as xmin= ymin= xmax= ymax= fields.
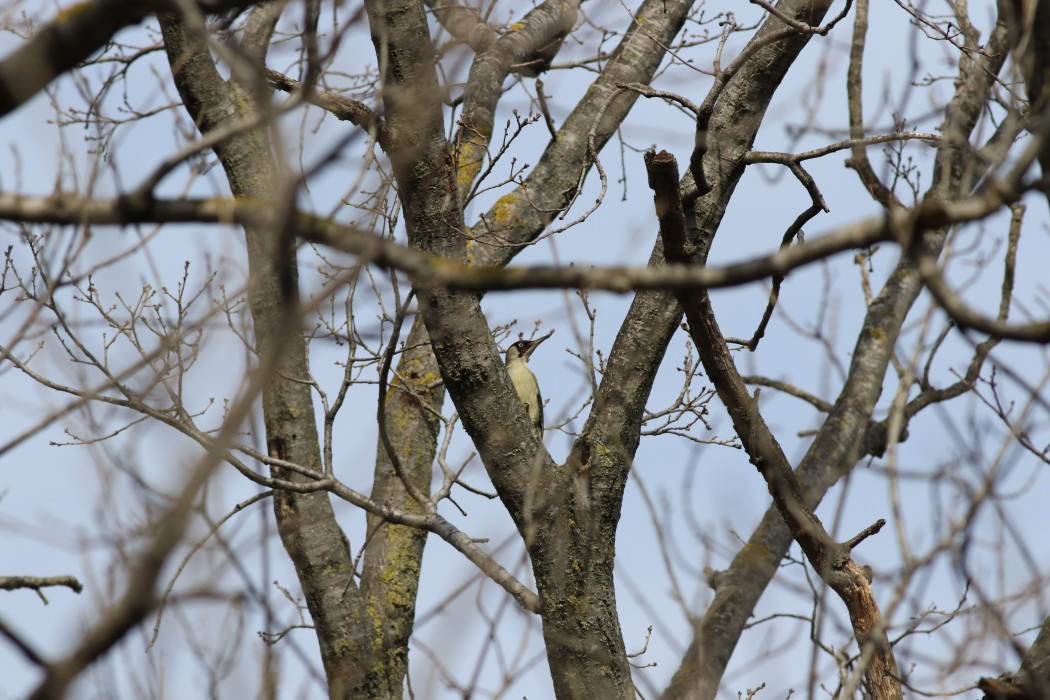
xmin=158 ymin=7 xmax=374 ymax=696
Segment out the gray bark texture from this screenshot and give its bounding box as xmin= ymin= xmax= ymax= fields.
xmin=160 ymin=6 xmax=393 ymax=697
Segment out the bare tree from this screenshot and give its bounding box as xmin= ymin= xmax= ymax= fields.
xmin=1 ymin=0 xmax=1049 ymax=698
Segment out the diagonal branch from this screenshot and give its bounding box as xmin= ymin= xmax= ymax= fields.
xmin=0 ymin=0 xmax=257 ymax=118
xmin=265 ymin=68 xmax=384 ymax=135
xmin=648 ymin=148 xmax=903 ymax=700
xmin=424 ymin=0 xmax=496 ymax=52
xmin=453 ymin=0 xmax=579 ymax=201
xmin=663 ymin=13 xmax=1013 ymax=700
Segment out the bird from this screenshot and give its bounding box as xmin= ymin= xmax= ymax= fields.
xmin=504 ymin=330 xmax=553 ymax=440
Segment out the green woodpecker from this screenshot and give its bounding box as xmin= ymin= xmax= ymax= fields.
xmin=505 ymin=330 xmax=553 ymax=439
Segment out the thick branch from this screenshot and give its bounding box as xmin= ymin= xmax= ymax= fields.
xmin=0 ymin=0 xmax=256 ymax=118
xmin=367 ymin=0 xmax=637 ymax=696
xmin=266 ymin=68 xmax=384 ymax=136
xmin=649 ymin=150 xmax=902 ymax=699
xmin=0 ymin=189 xmax=1038 ymax=299
xmin=158 ymin=9 xmax=369 ymax=695
xmin=664 ymin=13 xmax=1012 ymax=700
xmin=454 ymin=0 xmax=579 ymax=199
xmin=424 ymin=0 xmax=496 ymax=52
xmin=466 ymin=0 xmax=695 ymax=267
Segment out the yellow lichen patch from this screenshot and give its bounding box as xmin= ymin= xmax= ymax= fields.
xmin=321 ymin=560 xmax=343 ymax=576
xmin=490 ymin=192 xmax=522 ymax=225
xmin=736 ymin=539 xmax=774 ymax=568
xmin=331 ymin=637 xmax=356 ymax=659
xmin=456 ymin=141 xmax=485 ymax=187
xmin=508 ymin=22 xmax=526 ymax=30
xmin=230 ymin=88 xmax=255 ymax=119
xmin=869 ymin=327 xmax=888 ymax=343
xmin=364 ymin=597 xmax=386 ymax=647
xmin=378 ymin=539 xmax=423 ymax=608
xmin=465 ymin=231 xmax=477 ymax=263
xmin=584 ymin=440 xmax=614 ymax=471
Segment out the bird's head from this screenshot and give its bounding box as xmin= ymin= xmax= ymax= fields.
xmin=505 ymin=330 xmax=554 ymax=364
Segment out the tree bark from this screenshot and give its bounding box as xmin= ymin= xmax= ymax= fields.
xmin=159 ymin=7 xmax=386 ymax=697
xmin=663 ymin=6 xmax=1012 ymax=698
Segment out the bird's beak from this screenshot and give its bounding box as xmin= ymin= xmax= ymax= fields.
xmin=523 ymin=329 xmax=554 ymax=359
